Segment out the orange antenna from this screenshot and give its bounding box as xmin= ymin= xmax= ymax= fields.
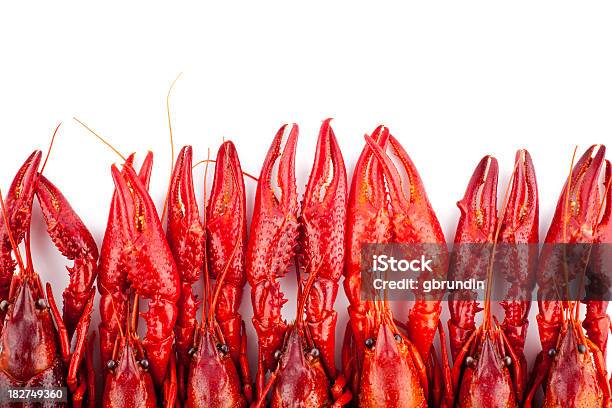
xmin=167 ymin=72 xmax=182 ymax=172
xmin=207 ymin=239 xmax=240 ymax=327
xmin=130 ymin=294 xmax=140 ymax=335
xmin=73 ymin=117 xmax=127 ymax=162
xmin=563 ymin=147 xmax=578 ymax=321
xmin=161 ymin=72 xmax=183 ymax=225
xmin=201 ymin=148 xmax=211 ymax=321
xmin=0 ymin=189 xmax=26 ymax=273
xmin=40 ymin=122 xmax=62 ymax=175
xmin=192 ymin=159 xmax=259 ymax=182
xmin=483 ymin=155 xmax=520 ymax=330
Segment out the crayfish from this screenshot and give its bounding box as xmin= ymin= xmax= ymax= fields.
xmin=248 ymin=120 xmax=351 ymax=407
xmin=98 ymin=153 xmax=180 ymax=407
xmin=447 ymin=150 xmax=538 ymax=407
xmin=526 ymin=145 xmax=612 ymax=407
xmin=0 ymin=146 xmax=98 ymax=407
xmin=341 ymin=126 xmax=450 ymax=407
xmin=166 ymin=142 xmax=251 ymax=407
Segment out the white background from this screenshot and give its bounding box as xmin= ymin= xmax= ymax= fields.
xmin=0 ymin=1 xmax=611 ymax=402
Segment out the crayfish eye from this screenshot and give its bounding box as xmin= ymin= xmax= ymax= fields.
xmin=216 ymin=343 xmax=230 ymax=355
xmin=548 ymin=348 xmax=557 ymax=357
xmin=577 ymin=344 xmax=587 ymax=354
xmin=394 ymin=334 xmax=402 ymax=343
xmin=139 ymin=359 xmax=149 ymax=370
xmin=106 ymin=360 xmax=117 ymax=370
xmin=365 ymin=338 xmax=375 ymax=349
xmin=273 ymin=350 xmax=282 ymax=360
xmin=187 ymin=347 xmax=197 ymax=357
xmin=0 ymin=300 xmax=9 ymax=312
xmin=465 ymin=356 xmax=475 ymax=367
xmin=36 ymin=299 xmax=47 ymax=309
xmin=309 ymin=348 xmax=320 ymax=358
xmin=503 ymin=356 xmax=512 ymax=366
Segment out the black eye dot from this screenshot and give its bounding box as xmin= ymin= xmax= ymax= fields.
xmin=577 ymin=344 xmax=587 ymax=354
xmin=310 ymin=348 xmax=320 ymax=358
xmin=365 ymin=338 xmax=375 ymax=349
xmin=139 ymin=359 xmax=149 ymax=369
xmin=503 ymin=356 xmax=512 ymax=366
xmin=216 ymin=343 xmax=229 ymax=354
xmin=394 ymin=334 xmax=402 ymax=343
xmin=548 ymin=348 xmax=557 ymax=357
xmin=0 ymin=300 xmax=9 ymax=311
xmin=36 ymin=299 xmax=47 ymax=309
xmin=106 ymin=360 xmax=117 ymax=370
xmin=273 ymin=350 xmax=282 ymax=360
xmin=188 ymin=347 xmax=197 ymax=356
xmin=465 ymin=356 xmax=475 ymax=367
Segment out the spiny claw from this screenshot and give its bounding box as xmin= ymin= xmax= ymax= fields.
xmin=247 ymin=124 xmax=299 ymax=373
xmin=207 ymin=140 xmax=248 ymax=366
xmin=0 ymin=151 xmax=42 ymax=277
xmin=546 ymin=144 xmax=606 ymax=243
xmin=302 ymin=119 xmax=346 ymax=212
xmin=455 ymin=155 xmax=499 ymax=244
xmin=110 ymin=163 xmax=179 ymax=386
xmin=350 ymin=126 xmax=390 ymax=211
xmin=166 ymin=145 xmax=204 ymax=369
xmin=167 ymin=146 xmax=204 ymax=285
xmin=344 ymin=126 xmax=391 ymax=313
xmin=36 ymin=175 xmax=99 ymax=337
xmin=300 ymin=119 xmax=348 ymax=378
xmin=363 ymin=133 xmax=447 ymax=245
xmin=499 ymin=149 xmax=539 ymax=243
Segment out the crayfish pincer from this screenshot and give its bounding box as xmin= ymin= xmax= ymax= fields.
xmin=526 ymin=145 xmax=611 ymax=407
xmin=248 ymin=121 xmax=351 ymax=407
xmin=0 ymin=149 xmax=98 ymax=407
xmin=166 ymin=142 xmax=251 ymax=407
xmin=342 ymin=126 xmax=450 ymax=407
xmin=98 ymin=154 xmax=180 ymax=408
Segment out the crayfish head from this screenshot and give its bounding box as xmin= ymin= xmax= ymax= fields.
xmin=359 ymin=322 xmax=426 ymax=408
xmin=0 ymin=275 xmax=59 ymax=383
xmin=457 ymin=331 xmax=517 ymax=407
xmin=102 ymin=337 xmax=157 ymax=408
xmin=269 ymin=326 xmax=331 ymax=408
xmin=185 ymin=329 xmax=245 ymax=408
xmin=543 ymin=322 xmax=604 ymax=407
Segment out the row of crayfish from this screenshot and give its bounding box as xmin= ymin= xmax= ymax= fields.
xmin=0 ymin=120 xmax=610 ymax=407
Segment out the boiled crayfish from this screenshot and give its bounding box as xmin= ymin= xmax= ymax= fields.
xmin=526 ymin=145 xmax=611 ymax=407
xmin=448 ymin=150 xmax=538 ymax=407
xmin=0 ymin=148 xmax=98 ymax=407
xmin=166 ymin=142 xmax=251 ymax=407
xmin=248 ymin=120 xmax=351 ymax=407
xmin=342 ymin=126 xmax=449 ymax=407
xmin=98 ymin=153 xmax=180 ymax=407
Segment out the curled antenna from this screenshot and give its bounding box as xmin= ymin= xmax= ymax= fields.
xmin=40 ymin=122 xmax=62 ymax=175
xmin=73 ymin=117 xmax=127 ymax=162
xmin=161 ymin=72 xmax=183 ymax=224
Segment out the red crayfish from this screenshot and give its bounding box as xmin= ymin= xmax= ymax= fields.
xmin=0 ymin=146 xmax=98 ymax=407
xmin=166 ymin=142 xmax=251 ymax=407
xmin=526 ymin=145 xmax=612 ymax=407
xmin=447 ymin=150 xmax=538 ymax=407
xmin=341 ymin=126 xmax=450 ymax=407
xmin=98 ymin=153 xmax=180 ymax=407
xmin=248 ymin=120 xmax=351 ymax=407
